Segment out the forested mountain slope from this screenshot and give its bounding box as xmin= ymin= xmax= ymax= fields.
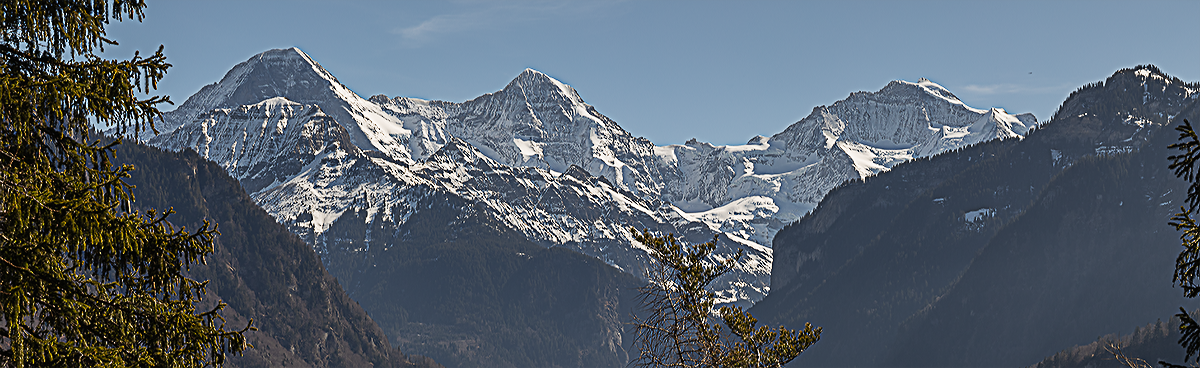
xmin=116 ymin=142 xmax=441 ymax=368
xmin=1029 ymin=313 xmax=1192 ymax=368
xmin=120 ymin=140 xmax=647 ymax=368
xmin=752 ymin=66 xmax=1200 ymax=367
xmin=316 ymin=180 xmax=645 ymax=368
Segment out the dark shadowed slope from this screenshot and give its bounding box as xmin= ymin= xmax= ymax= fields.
xmin=752 ymin=66 xmax=1199 ymax=367
xmin=116 ymin=142 xmax=441 ymax=368
xmin=884 ymin=117 xmax=1195 ymax=366
xmin=124 ymin=134 xmax=647 ymax=368
xmin=316 ymin=174 xmax=645 ymax=368
xmin=1029 ymin=313 xmax=1194 ymax=368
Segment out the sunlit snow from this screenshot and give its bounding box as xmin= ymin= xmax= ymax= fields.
xmin=145 ymin=47 xmax=1043 ymax=308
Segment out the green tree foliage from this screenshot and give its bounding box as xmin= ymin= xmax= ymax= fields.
xmin=629 ymin=229 xmax=820 ymax=368
xmin=1166 ymin=119 xmax=1200 ymax=368
xmin=0 ymin=1 xmax=250 ymax=366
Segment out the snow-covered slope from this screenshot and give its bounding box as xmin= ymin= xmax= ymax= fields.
xmin=373 ymin=69 xmax=677 ymax=200
xmin=376 ymin=72 xmax=1037 ymax=246
xmin=245 ymin=130 xmax=772 ymax=306
xmin=145 ymin=47 xmax=1036 ymax=307
xmin=146 ymin=48 xmax=413 ymax=161
xmin=658 ymin=78 xmax=1036 ymax=244
xmin=145 ymin=50 xmax=767 ymax=305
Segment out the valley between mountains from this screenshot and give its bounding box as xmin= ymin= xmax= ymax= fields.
xmin=118 ymin=47 xmax=1200 ymax=367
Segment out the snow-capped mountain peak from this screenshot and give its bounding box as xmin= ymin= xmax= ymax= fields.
xmin=147 ymin=48 xmax=412 ymax=161
xmin=146 ymin=47 xmax=1044 ymax=308
xmin=375 ymin=68 xmax=671 ymax=201
xmin=911 ymin=77 xmax=973 ymax=110
xmin=152 ymin=48 xmax=335 ymax=135
xmin=504 ymin=68 xmax=584 ymax=103
xmin=659 ymin=77 xmax=1038 ymax=247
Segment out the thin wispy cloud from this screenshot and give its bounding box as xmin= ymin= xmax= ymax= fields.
xmin=962 ymin=82 xmax=1074 ymax=95
xmin=393 ymin=1 xmax=621 ymax=47
xmin=397 ymin=12 xmax=480 ymax=43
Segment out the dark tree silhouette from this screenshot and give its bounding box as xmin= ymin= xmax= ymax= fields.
xmin=1165 ymin=119 xmax=1200 ymax=368
xmin=629 ymin=228 xmax=820 ymax=367
xmin=0 ymin=1 xmax=250 ymax=366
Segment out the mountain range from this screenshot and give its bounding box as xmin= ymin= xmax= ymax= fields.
xmin=119 ymin=46 xmax=1200 ymax=367
xmin=114 ymin=139 xmax=441 ymax=368
xmin=139 ymin=47 xmax=1037 ymax=308
xmin=751 ymin=65 xmax=1200 ymax=367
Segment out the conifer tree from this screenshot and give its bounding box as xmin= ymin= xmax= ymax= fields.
xmin=1165 ymin=119 xmax=1200 ymax=368
xmin=629 ymin=228 xmax=820 ymax=368
xmin=0 ymin=1 xmax=250 ymax=366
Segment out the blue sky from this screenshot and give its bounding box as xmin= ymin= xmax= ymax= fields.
xmin=105 ymin=0 xmax=1199 ymax=146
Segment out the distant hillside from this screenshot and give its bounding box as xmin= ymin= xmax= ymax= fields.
xmin=1029 ymin=314 xmax=1190 ymax=368
xmin=116 ymin=142 xmax=441 ymax=368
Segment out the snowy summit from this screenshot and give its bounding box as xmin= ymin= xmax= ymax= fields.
xmin=139 ymin=48 xmax=1036 ymax=307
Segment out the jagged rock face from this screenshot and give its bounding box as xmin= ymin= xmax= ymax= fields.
xmin=655 ymin=79 xmax=1037 ymax=244
xmin=149 ymin=71 xmax=772 ymax=304
xmin=772 ymin=80 xmax=1035 ymax=160
xmin=252 ymin=130 xmax=771 ymax=305
xmin=375 ymin=69 xmax=676 ymax=200
xmin=751 ymin=66 xmax=1199 ymax=367
xmin=144 ymin=47 xmax=1039 ymax=306
xmin=151 ymin=47 xmax=411 ymax=160
xmin=148 ymin=97 xmax=361 ymax=194
xmin=377 ymin=73 xmax=1038 ymax=247
xmin=406 ymin=138 xmax=772 ymax=305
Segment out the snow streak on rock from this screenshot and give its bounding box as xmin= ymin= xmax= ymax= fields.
xmin=145 ymin=48 xmax=1035 ymax=307
xmin=656 ymin=78 xmax=1036 ymax=244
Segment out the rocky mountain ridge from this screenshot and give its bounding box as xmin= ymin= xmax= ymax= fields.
xmin=750 ymin=65 xmax=1200 ymax=367
xmin=115 ymin=141 xmax=441 ymax=368
xmin=141 ymin=47 xmax=1038 ymax=306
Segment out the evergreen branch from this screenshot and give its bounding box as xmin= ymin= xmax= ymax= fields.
xmin=1178 ymin=308 xmax=1200 ymax=363
xmin=1170 ymin=120 xmax=1200 ymax=211
xmin=1170 ymin=208 xmax=1200 ymax=297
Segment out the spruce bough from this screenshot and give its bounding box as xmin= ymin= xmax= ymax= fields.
xmin=629 ymin=228 xmax=820 ymax=368
xmin=0 ymin=1 xmax=251 ymax=366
